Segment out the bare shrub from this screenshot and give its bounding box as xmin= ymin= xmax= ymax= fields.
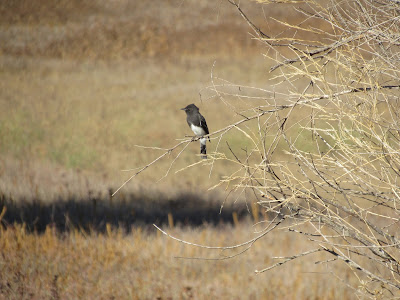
xmin=118 ymin=0 xmax=400 ymax=296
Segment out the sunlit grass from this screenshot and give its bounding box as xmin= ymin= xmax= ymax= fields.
xmin=0 ymin=222 xmax=355 ymax=299
xmin=0 ymin=55 xmax=274 ymax=190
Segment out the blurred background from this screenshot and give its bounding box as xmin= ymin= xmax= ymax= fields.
xmin=0 ymin=0 xmax=296 ymax=226
xmin=0 ymin=0 xmax=278 ymax=198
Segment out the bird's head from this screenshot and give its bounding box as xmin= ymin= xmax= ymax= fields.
xmin=181 ymin=103 xmax=199 ymax=114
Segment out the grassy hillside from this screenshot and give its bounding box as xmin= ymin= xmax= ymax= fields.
xmin=0 ymin=0 xmax=277 ymax=192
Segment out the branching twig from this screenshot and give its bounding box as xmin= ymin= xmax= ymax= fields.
xmin=255 ymin=248 xmax=323 ymax=273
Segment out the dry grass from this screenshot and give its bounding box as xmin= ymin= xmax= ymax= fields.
xmin=0 ymin=0 xmax=259 ymax=60
xmin=0 ymin=157 xmax=360 ymax=298
xmin=0 ymin=0 xmax=306 ymax=190
xmin=0 ymin=54 xmax=276 ymax=193
xmin=0 ymin=223 xmax=356 ymax=300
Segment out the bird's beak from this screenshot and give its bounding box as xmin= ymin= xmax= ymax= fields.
xmin=181 ymin=108 xmax=186 ymax=111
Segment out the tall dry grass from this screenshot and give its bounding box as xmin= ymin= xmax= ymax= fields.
xmin=0 ymin=222 xmax=356 ymax=299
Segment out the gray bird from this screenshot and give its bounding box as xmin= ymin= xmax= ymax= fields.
xmin=181 ymin=104 xmax=210 ymax=159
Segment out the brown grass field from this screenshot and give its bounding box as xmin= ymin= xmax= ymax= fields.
xmin=0 ymin=0 xmax=361 ymax=298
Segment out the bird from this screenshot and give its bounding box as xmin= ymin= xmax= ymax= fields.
xmin=181 ymin=103 xmax=210 ymax=159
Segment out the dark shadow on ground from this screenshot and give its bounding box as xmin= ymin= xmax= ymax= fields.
xmin=0 ymin=191 xmax=252 ymax=233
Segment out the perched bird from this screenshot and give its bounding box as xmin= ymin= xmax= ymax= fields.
xmin=181 ymin=103 xmax=210 ymax=159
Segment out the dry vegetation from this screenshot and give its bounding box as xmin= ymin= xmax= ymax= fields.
xmin=0 ymin=222 xmax=358 ymax=300
xmin=2 ymin=0 xmax=400 ymax=298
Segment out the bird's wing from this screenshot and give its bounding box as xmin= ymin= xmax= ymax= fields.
xmin=199 ymin=114 xmax=209 ymax=135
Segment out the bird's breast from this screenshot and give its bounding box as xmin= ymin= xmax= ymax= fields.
xmin=190 ymin=124 xmax=206 ymax=137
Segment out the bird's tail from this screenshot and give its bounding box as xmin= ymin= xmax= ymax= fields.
xmin=200 ymin=138 xmax=207 ymax=159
